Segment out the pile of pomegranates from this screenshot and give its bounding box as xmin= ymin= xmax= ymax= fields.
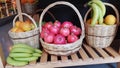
xmin=40 ymin=21 xmax=82 ymax=44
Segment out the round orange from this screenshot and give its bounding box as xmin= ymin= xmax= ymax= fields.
xmin=11 ymin=27 xmax=18 ymax=32
xmin=86 ymin=18 xmax=98 ymax=24
xmin=15 ymin=28 xmax=24 ymax=33
xmin=15 ymin=21 xmax=22 ymax=28
xmin=21 ymin=23 xmax=32 ymax=31
xmin=21 ymin=0 xmax=27 ymax=4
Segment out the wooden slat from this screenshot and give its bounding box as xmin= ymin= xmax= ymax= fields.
xmin=105 ymin=47 xmax=120 ymax=58
xmin=0 ymin=43 xmax=5 ymax=68
xmin=83 ymin=44 xmax=100 ymax=59
xmin=40 ymin=50 xmax=48 ymax=63
xmin=16 ymin=0 xmax=23 ymax=21
xmin=0 ymin=57 xmax=4 ymax=68
xmin=51 ymin=55 xmax=58 ymax=63
xmin=29 ymin=61 xmax=36 ymax=65
xmin=79 ymin=48 xmax=90 ymax=60
xmin=95 ymin=48 xmax=112 ymax=59
xmin=71 ymin=53 xmax=79 ymax=61
xmin=61 ymin=56 xmax=68 ymax=62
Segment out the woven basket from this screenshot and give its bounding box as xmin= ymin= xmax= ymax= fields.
xmin=39 ymin=1 xmax=85 ymax=56
xmin=8 ymin=13 xmax=39 ymax=48
xmin=84 ymin=3 xmax=119 ymax=48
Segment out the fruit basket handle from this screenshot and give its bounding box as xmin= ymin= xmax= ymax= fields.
xmin=84 ymin=3 xmax=119 ymax=25
xmin=39 ymin=1 xmax=85 ymax=37
xmin=13 ymin=13 xmax=37 ymax=28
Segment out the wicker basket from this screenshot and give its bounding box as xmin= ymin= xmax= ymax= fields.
xmin=84 ymin=3 xmax=119 ymax=48
xmin=8 ymin=13 xmax=39 ymax=48
xmin=39 ymin=1 xmax=85 ymax=56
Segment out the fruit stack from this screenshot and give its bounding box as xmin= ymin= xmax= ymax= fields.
xmin=7 ymin=43 xmax=42 ymax=66
xmin=8 ymin=13 xmax=39 ymax=48
xmin=84 ymin=0 xmax=119 ymax=48
xmin=11 ymin=20 xmax=35 ymax=33
xmin=40 ymin=21 xmax=82 ymax=44
xmin=39 ymin=1 xmax=85 ymax=56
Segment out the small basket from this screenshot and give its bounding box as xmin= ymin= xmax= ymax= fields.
xmin=39 ymin=1 xmax=85 ymax=56
xmin=84 ymin=3 xmax=119 ymax=48
xmin=8 ymin=13 xmax=39 ymax=48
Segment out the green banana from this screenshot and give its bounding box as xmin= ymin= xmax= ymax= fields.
xmin=34 ymin=48 xmax=42 ymax=53
xmin=90 ymin=0 xmax=106 ymax=17
xmin=98 ymin=6 xmax=104 ymax=24
xmin=9 ymin=53 xmax=32 ymax=58
xmin=13 ymin=57 xmax=38 ymax=62
xmin=10 ymin=47 xmax=34 ymax=53
xmin=90 ymin=3 xmax=99 ymax=26
xmin=12 ymin=43 xmax=34 ymax=51
xmin=7 ymin=57 xmax=28 ymax=66
xmin=32 ymin=53 xmax=42 ymax=57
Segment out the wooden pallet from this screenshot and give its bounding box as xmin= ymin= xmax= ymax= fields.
xmin=5 ymin=44 xmax=120 ymax=68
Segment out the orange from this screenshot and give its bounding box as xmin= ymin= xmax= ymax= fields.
xmin=21 ymin=23 xmax=32 ymax=31
xmin=15 ymin=21 xmax=22 ymax=28
xmin=86 ymin=18 xmax=98 ymax=24
xmin=31 ymin=24 xmax=35 ymax=29
xmin=27 ymin=0 xmax=35 ymax=4
xmin=104 ymin=14 xmax=116 ymax=25
xmin=15 ymin=28 xmax=24 ymax=33
xmin=21 ymin=0 xmax=27 ymax=4
xmin=25 ymin=19 xmax=32 ymax=24
xmin=11 ymin=27 xmax=18 ymax=32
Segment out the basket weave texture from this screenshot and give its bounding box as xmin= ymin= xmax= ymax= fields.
xmin=84 ymin=3 xmax=119 ymax=48
xmin=39 ymin=1 xmax=85 ymax=56
xmin=8 ymin=13 xmax=39 ymax=48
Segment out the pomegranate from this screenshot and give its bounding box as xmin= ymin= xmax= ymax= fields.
xmin=44 ymin=33 xmax=54 ymax=43
xmin=49 ymin=25 xmax=60 ymax=35
xmin=44 ymin=22 xmax=53 ymax=29
xmin=61 ymin=21 xmax=73 ymax=28
xmin=67 ymin=34 xmax=78 ymax=43
xmin=60 ymin=27 xmax=70 ymax=37
xmin=70 ymin=26 xmax=81 ymax=36
xmin=54 ymin=21 xmax=61 ymax=28
xmin=40 ymin=28 xmax=50 ymax=38
xmin=54 ymin=34 xmax=66 ymax=44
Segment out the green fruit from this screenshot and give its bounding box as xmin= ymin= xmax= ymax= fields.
xmin=34 ymin=49 xmax=42 ymax=53
xmin=12 ymin=43 xmax=34 ymax=51
xmin=98 ymin=6 xmax=104 ymax=24
xmin=89 ymin=0 xmax=106 ymax=17
xmin=32 ymin=53 xmax=42 ymax=57
xmin=14 ymin=57 xmax=38 ymax=62
xmin=90 ymin=3 xmax=99 ymax=26
xmin=9 ymin=53 xmax=32 ymax=58
xmin=10 ymin=47 xmax=34 ymax=53
xmin=7 ymin=57 xmax=28 ymax=66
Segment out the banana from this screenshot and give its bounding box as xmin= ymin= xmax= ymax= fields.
xmin=34 ymin=48 xmax=42 ymax=53
xmin=33 ymin=53 xmax=42 ymax=57
xmin=98 ymin=6 xmax=104 ymax=24
xmin=12 ymin=43 xmax=34 ymax=51
xmin=10 ymin=47 xmax=34 ymax=53
xmin=90 ymin=0 xmax=106 ymax=17
xmin=90 ymin=3 xmax=99 ymax=26
xmin=7 ymin=57 xmax=28 ymax=66
xmin=13 ymin=57 xmax=38 ymax=62
xmin=9 ymin=53 xmax=32 ymax=58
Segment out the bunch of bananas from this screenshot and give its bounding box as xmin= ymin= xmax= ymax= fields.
xmin=7 ymin=43 xmax=42 ymax=66
xmin=88 ymin=0 xmax=106 ymax=26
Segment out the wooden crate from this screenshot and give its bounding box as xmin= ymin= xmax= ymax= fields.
xmin=1 ymin=43 xmax=120 ymax=68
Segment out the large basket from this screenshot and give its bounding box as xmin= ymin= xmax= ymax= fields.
xmin=8 ymin=13 xmax=39 ymax=48
xmin=39 ymin=1 xmax=85 ymax=56
xmin=84 ymin=3 xmax=119 ymax=48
